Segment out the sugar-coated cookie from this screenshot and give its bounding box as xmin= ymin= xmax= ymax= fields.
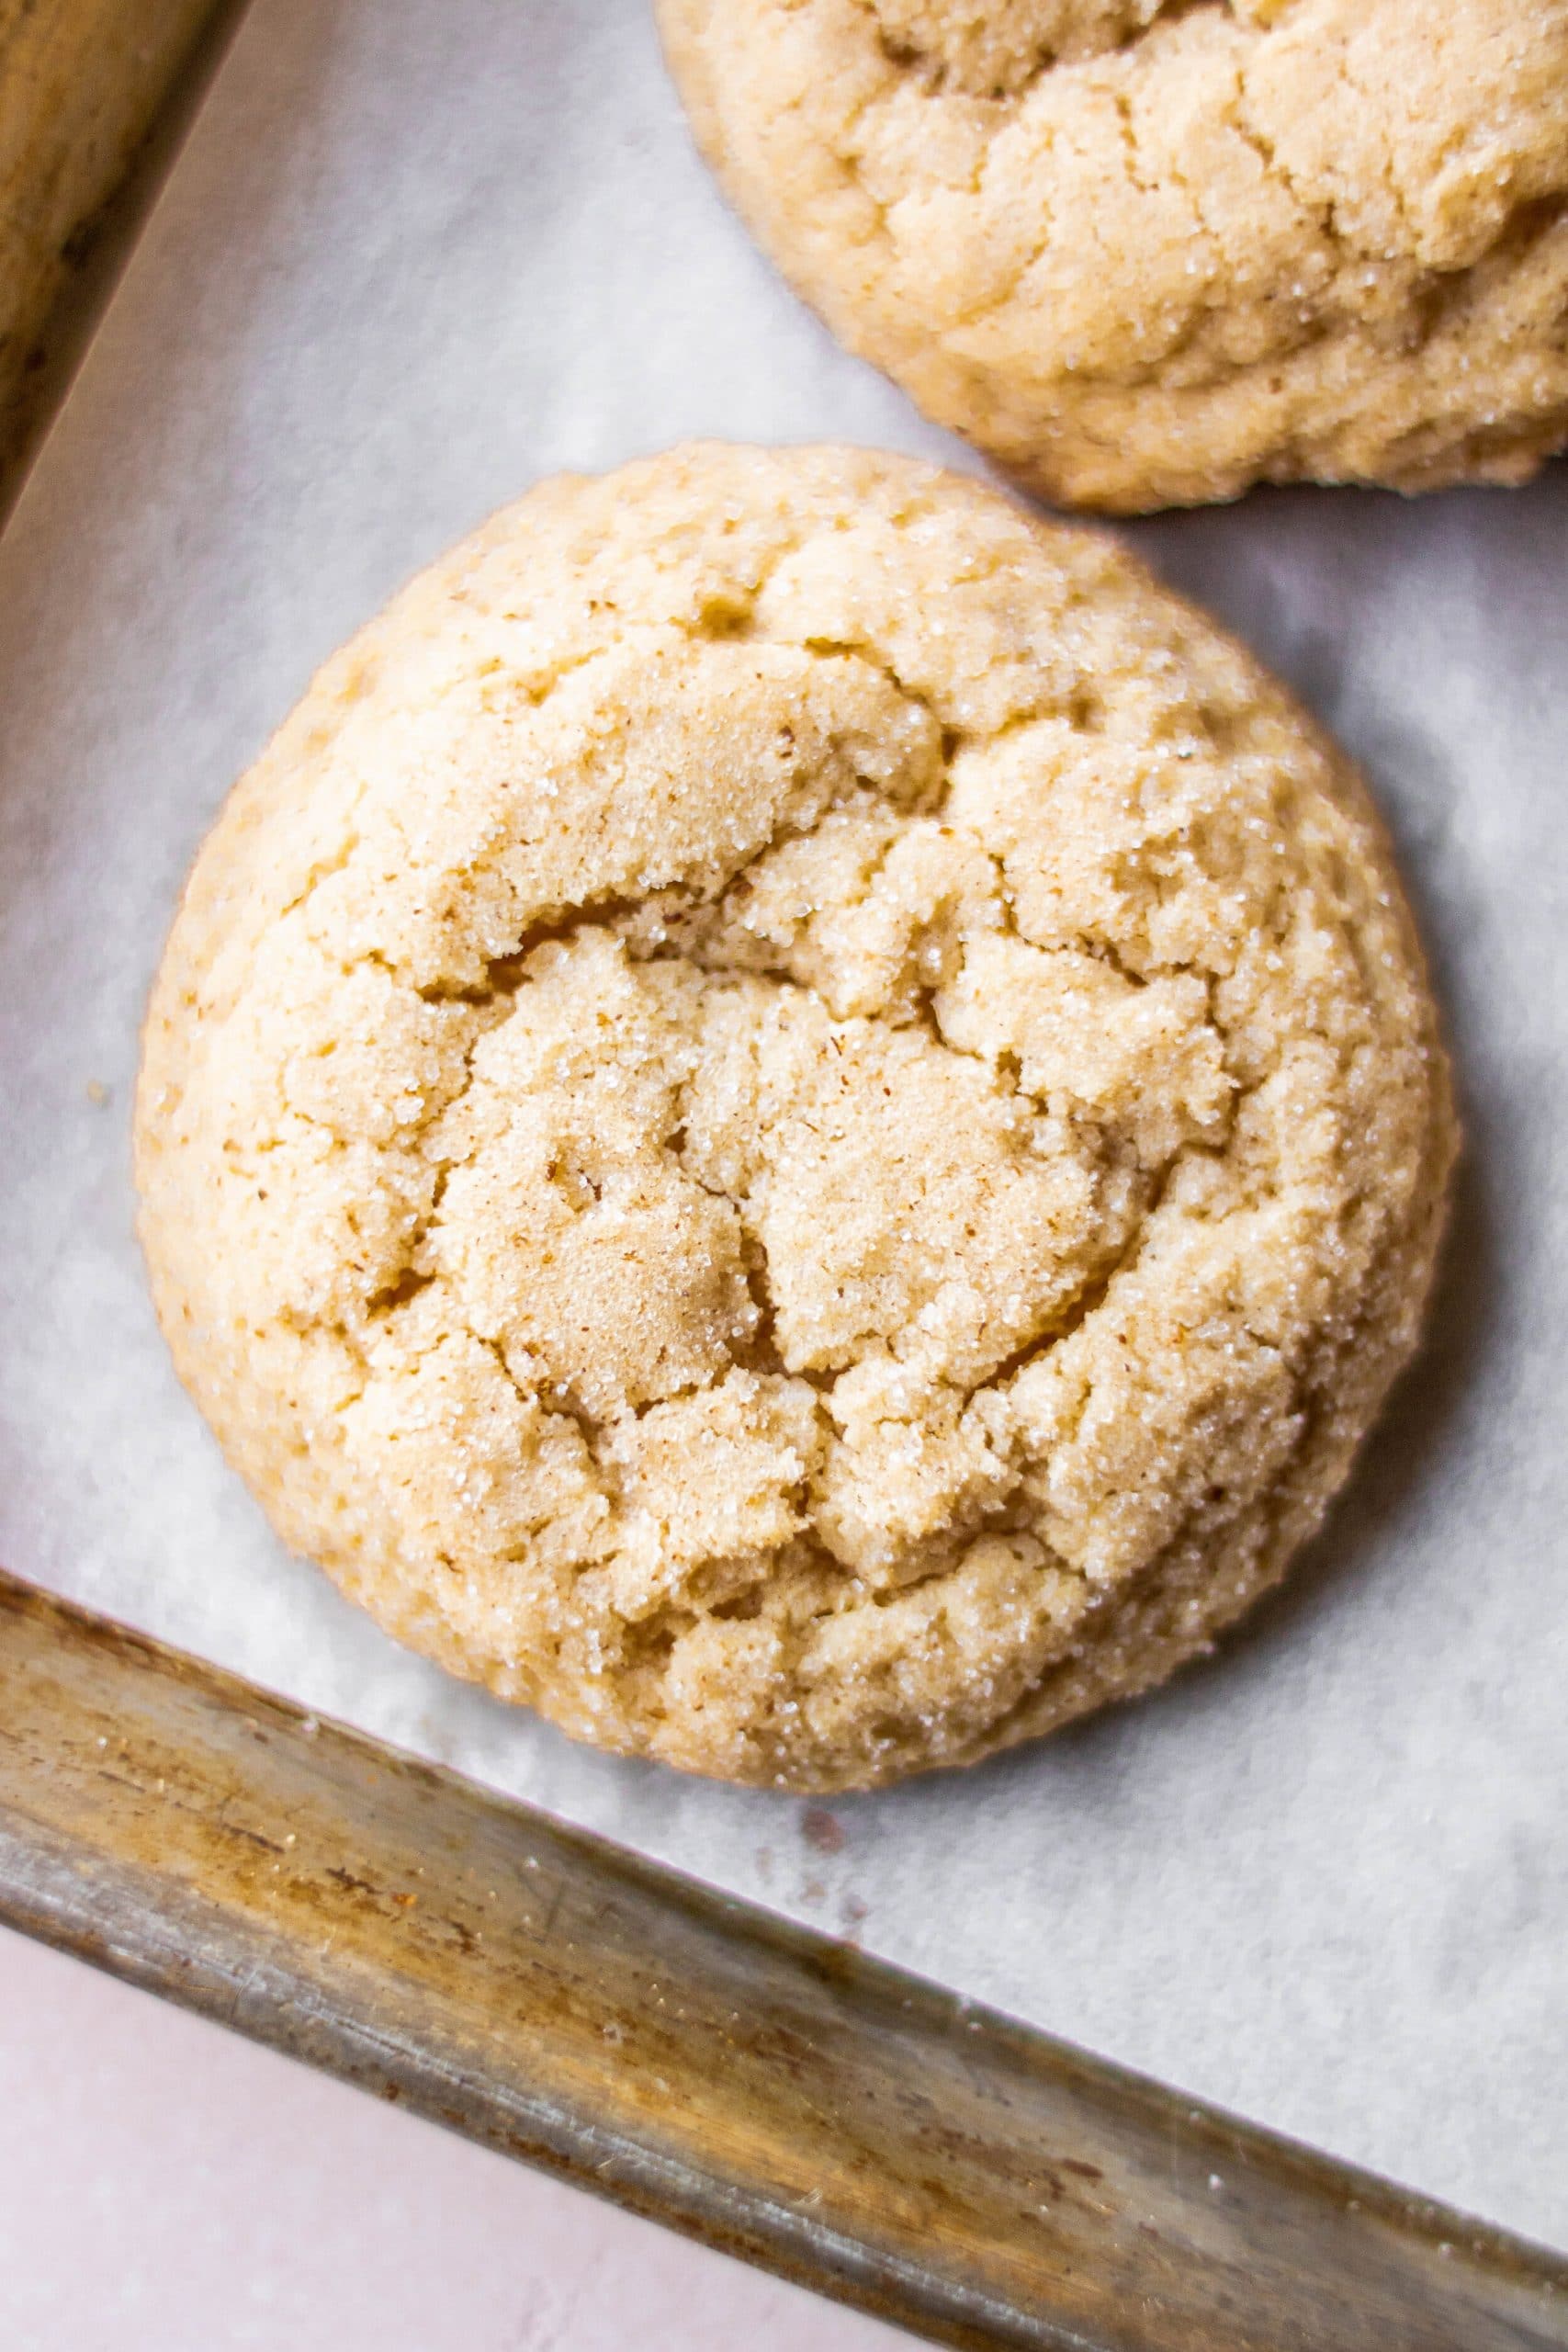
xmin=136 ymin=446 xmax=1454 ymax=1788
xmin=660 ymin=0 xmax=1568 ymax=510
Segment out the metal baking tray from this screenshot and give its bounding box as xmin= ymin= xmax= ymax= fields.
xmin=2 ymin=6 xmax=1565 ymax=2345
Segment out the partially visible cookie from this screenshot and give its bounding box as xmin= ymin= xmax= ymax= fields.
xmin=136 ymin=444 xmax=1454 ymax=1790
xmin=660 ymin=0 xmax=1568 ymax=511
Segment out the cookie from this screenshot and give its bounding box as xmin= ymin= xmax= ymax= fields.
xmin=659 ymin=0 xmax=1568 ymax=511
xmin=135 ymin=444 xmax=1454 ymax=1790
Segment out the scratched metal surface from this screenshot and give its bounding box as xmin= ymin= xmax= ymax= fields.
xmin=4 ymin=1569 xmax=1567 ymax=2352
xmin=0 ymin=0 xmax=1564 ymax=2256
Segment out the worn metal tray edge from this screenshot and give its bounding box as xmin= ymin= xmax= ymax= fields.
xmin=2 ymin=1566 xmax=1565 ymax=2352
xmin=0 ymin=0 xmax=248 ymax=530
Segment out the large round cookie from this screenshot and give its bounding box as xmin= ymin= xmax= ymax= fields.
xmin=136 ymin=445 xmax=1454 ymax=1790
xmin=660 ymin=0 xmax=1568 ymax=512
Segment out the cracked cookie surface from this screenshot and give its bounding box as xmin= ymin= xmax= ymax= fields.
xmin=135 ymin=445 xmax=1454 ymax=1789
xmin=659 ymin=0 xmax=1568 ymax=511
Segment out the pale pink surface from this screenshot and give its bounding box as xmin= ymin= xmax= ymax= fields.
xmin=0 ymin=1925 xmax=910 ymax=2351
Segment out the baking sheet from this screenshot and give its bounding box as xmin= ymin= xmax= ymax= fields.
xmin=1 ymin=0 xmax=1564 ymax=2249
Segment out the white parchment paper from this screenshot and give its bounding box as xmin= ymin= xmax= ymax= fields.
xmin=1 ymin=0 xmax=1564 ymax=2246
